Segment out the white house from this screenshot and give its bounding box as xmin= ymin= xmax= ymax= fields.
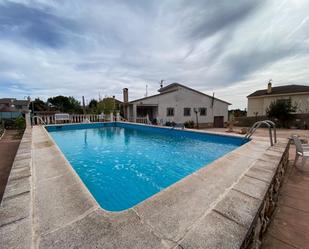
xmin=123 ymin=83 xmax=230 ymax=128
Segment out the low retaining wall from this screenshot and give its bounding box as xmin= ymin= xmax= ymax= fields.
xmin=235 ymin=114 xmax=309 ymax=128
xmin=0 ymin=128 xmax=32 ymax=249
xmin=242 ymin=141 xmax=290 ymax=248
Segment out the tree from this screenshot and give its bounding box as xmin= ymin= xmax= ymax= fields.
xmin=88 ymin=99 xmax=98 ymax=109
xmin=228 ymin=109 xmax=247 ymax=118
xmin=30 ymin=98 xmax=47 ymax=112
xmin=47 ymin=96 xmax=82 ymax=113
xmin=97 ymin=97 xmax=120 ymax=114
xmin=15 ymin=116 xmax=25 ymax=135
xmin=266 ymin=99 xmax=296 ymax=128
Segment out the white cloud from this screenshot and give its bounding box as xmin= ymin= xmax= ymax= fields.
xmin=0 ymin=0 xmax=308 ymax=108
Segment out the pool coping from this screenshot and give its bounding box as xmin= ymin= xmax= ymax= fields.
xmin=0 ymin=123 xmax=290 ymax=249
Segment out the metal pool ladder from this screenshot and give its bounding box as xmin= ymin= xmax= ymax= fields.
xmin=32 ymin=116 xmax=46 ymax=125
xmin=244 ymin=120 xmax=277 ymax=146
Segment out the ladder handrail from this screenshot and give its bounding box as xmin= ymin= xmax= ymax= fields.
xmin=263 ymin=120 xmax=277 ymax=143
xmin=32 ymin=116 xmax=46 ymax=125
xmin=248 ymin=121 xmax=273 ymax=146
xmin=245 ymin=120 xmax=277 ymax=146
xmin=245 ymin=120 xmax=276 ymax=139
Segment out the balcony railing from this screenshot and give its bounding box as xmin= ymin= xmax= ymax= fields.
xmin=32 ymin=114 xmax=111 ymax=125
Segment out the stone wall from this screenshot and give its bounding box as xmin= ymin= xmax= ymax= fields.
xmin=234 ymin=114 xmax=309 ymax=129
xmin=241 ymin=141 xmax=290 ymax=249
xmin=0 ymin=128 xmax=32 ymax=249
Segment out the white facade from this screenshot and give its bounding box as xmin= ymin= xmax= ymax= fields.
xmin=248 ymin=93 xmax=309 ymax=116
xmin=126 ymin=84 xmax=230 ymax=126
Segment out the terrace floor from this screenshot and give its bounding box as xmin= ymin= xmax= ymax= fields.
xmin=261 ymin=147 xmax=309 ymax=249
xmin=201 ymin=127 xmax=309 ymax=140
xmin=1 ymin=124 xmax=288 ymax=249
xmin=1 ymin=125 xmax=306 ymax=248
xmin=203 ymin=127 xmax=309 ymax=249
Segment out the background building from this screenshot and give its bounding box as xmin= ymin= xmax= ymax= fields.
xmin=0 ymin=98 xmax=30 ymax=121
xmin=247 ymin=83 xmax=309 ymax=117
xmin=124 ymin=83 xmax=230 ymax=128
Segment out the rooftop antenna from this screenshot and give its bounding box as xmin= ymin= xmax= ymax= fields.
xmin=145 ymin=84 xmax=148 ymax=97
xmin=160 ymin=80 xmax=164 ymax=88
xmin=211 ymin=92 xmax=215 ymax=108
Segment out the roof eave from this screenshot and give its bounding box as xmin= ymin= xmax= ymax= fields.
xmin=247 ymin=91 xmax=309 ymax=98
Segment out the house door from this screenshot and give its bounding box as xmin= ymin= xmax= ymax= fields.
xmin=214 ymin=116 xmax=224 ymax=128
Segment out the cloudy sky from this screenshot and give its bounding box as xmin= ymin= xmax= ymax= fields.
xmin=0 ymin=0 xmax=309 ymax=108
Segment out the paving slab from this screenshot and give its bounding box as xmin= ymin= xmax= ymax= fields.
xmin=263 ymin=150 xmax=283 ymax=163
xmin=179 ymin=211 xmax=247 ymax=249
xmin=33 ymin=145 xmax=71 ymax=181
xmin=0 ymin=192 xmax=30 ymax=227
xmin=280 ymin=183 xmax=309 ymax=202
xmin=196 ymin=151 xmax=257 ymax=182
xmin=262 ymin=234 xmax=297 ymax=249
xmin=33 ymin=140 xmax=54 ymax=149
xmin=267 ymin=207 xmax=309 ymax=249
xmin=233 ymin=175 xmax=269 ymax=200
xmin=35 ymin=171 xmax=97 ymax=235
xmin=278 ymin=194 xmax=309 ymax=213
xmin=134 ymin=174 xmax=223 ymax=242
xmin=253 ymin=158 xmax=278 ymax=172
xmin=245 ymin=164 xmax=275 ymax=183
xmin=134 ymin=151 xmax=257 ymax=242
xmin=3 ymin=176 xmax=31 ymax=199
xmin=233 ymin=141 xmax=270 ymax=160
xmin=268 ymin=145 xmax=287 ymax=154
xmin=0 ymin=217 xmax=31 ymax=249
xmin=214 ymin=189 xmax=261 ymax=228
xmin=18 ymin=141 xmax=31 ymax=149
xmin=14 ymin=152 xmax=31 ymax=161
xmin=39 ymin=209 xmax=171 ymax=249
xmin=286 ymin=169 xmax=309 ymax=187
xmin=12 ymin=158 xmax=31 ymax=169
xmin=9 ymin=166 xmax=31 ymax=181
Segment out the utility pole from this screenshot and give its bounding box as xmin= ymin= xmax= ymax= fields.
xmin=194 ymin=108 xmax=199 ymax=129
xmin=82 ymin=96 xmax=86 ymax=114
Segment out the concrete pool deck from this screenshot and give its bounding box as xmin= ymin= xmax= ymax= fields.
xmin=0 ymin=124 xmax=290 ymax=249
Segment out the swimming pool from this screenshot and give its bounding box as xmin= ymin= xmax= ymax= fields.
xmin=46 ymin=122 xmax=246 ymax=211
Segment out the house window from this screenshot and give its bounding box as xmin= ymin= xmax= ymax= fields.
xmin=183 ymin=108 xmax=191 ymax=116
xmin=166 ymin=108 xmax=174 ymax=116
xmin=277 ymin=98 xmax=291 ymax=105
xmin=199 ymin=108 xmax=207 ymax=116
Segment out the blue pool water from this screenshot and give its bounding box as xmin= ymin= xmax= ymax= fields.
xmin=47 ymin=123 xmax=245 ymax=211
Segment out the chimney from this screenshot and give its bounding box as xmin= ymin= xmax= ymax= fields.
xmin=267 ymin=80 xmax=272 ymax=94
xmin=123 ymin=88 xmax=128 ymax=103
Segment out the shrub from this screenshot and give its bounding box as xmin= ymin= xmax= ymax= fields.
xmin=0 ymin=124 xmax=4 ymax=138
xmin=165 ymin=121 xmax=176 ymax=127
xmin=266 ymin=99 xmax=296 ymax=128
xmin=152 ymin=118 xmax=158 ymax=125
xmin=15 ymin=116 xmax=26 ymax=131
xmin=184 ymin=120 xmax=195 ymax=128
